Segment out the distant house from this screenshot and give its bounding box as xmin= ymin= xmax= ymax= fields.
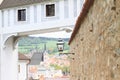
xmin=18 ymin=53 xmax=30 ymax=80
xmin=28 ymin=51 xmax=64 ymax=79
xmin=29 ymin=51 xmax=44 ymax=65
xmin=28 ymin=51 xmax=44 ymax=79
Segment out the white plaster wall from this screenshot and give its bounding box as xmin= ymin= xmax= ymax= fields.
xmin=0 ymin=10 xmax=2 ymax=33
xmin=0 ymin=35 xmax=1 ymax=80
xmin=0 ymin=10 xmax=2 ymax=80
xmin=1 ymin=0 xmax=83 ymax=35
xmin=18 ymin=61 xmax=28 ymax=80
xmin=1 ymin=37 xmax=18 ymax=80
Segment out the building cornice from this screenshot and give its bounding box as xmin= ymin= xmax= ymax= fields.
xmin=0 ymin=0 xmax=51 ymax=9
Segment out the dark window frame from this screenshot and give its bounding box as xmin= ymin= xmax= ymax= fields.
xmin=46 ymin=4 xmax=55 ymax=17
xmin=18 ymin=9 xmax=26 ymax=21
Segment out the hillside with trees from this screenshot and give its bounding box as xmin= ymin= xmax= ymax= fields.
xmin=18 ymin=37 xmax=70 ymax=54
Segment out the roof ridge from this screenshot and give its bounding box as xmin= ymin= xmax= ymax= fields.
xmin=69 ymin=0 xmax=94 ymax=45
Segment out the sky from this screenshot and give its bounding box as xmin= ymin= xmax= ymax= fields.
xmin=30 ymin=31 xmax=72 ymax=38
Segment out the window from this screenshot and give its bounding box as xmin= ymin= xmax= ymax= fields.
xmin=18 ymin=9 xmax=26 ymax=21
xmin=46 ymin=4 xmax=55 ymax=17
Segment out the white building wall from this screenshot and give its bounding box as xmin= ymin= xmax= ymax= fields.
xmin=18 ymin=61 xmax=28 ymax=80
xmin=1 ymin=0 xmax=83 ymax=35
xmin=59 ymin=0 xmax=64 ymax=20
xmin=29 ymin=6 xmax=34 ymax=23
xmin=9 ymin=9 xmax=14 ymax=26
xmin=0 ymin=11 xmax=1 ymax=28
xmin=0 ymin=10 xmax=2 ymax=79
xmin=0 ymin=37 xmax=1 ymax=80
xmin=68 ymin=0 xmax=74 ymax=18
xmin=64 ymin=0 xmax=69 ymax=18
xmin=77 ymin=0 xmax=84 ymax=16
xmin=0 ymin=39 xmax=2 ymax=80
xmin=1 ymin=37 xmax=18 ymax=80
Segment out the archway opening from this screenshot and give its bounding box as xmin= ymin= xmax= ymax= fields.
xmin=17 ymin=31 xmax=72 ymax=80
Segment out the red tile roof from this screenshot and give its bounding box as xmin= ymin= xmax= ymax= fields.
xmin=69 ymin=0 xmax=94 ymax=45
xmin=19 ymin=53 xmax=30 ymax=60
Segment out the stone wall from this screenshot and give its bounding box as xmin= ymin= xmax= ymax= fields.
xmin=69 ymin=0 xmax=120 ymax=80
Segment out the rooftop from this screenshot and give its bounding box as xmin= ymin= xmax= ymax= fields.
xmin=29 ymin=51 xmax=44 ymax=65
xmin=19 ymin=53 xmax=30 ymax=60
xmin=0 ymin=0 xmax=50 ymax=9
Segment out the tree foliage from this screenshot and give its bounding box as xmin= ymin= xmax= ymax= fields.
xmin=18 ymin=37 xmax=69 ymax=54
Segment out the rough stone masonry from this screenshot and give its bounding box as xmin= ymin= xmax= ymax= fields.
xmin=69 ymin=0 xmax=120 ymax=80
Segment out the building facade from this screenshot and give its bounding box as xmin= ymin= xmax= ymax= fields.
xmin=18 ymin=53 xmax=30 ymax=80
xmin=0 ymin=0 xmax=84 ymax=80
xmin=0 ymin=0 xmax=84 ymax=35
xmin=69 ymin=0 xmax=120 ymax=80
